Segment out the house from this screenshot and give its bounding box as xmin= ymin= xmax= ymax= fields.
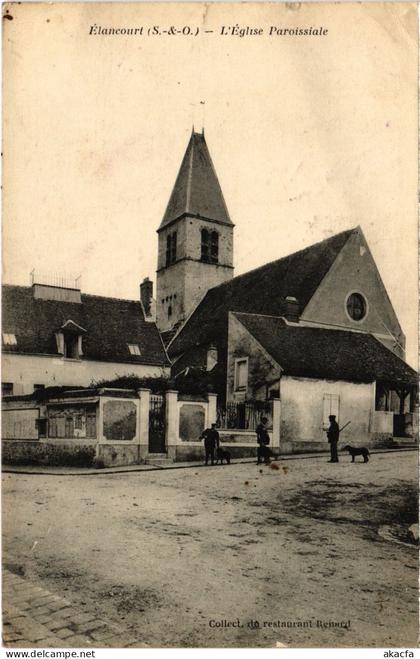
xmin=2 ymin=277 xmax=170 ymax=396
xmin=226 ymin=311 xmax=417 ymax=451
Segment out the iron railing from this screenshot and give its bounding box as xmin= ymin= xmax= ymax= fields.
xmin=216 ymin=400 xmax=273 ymax=430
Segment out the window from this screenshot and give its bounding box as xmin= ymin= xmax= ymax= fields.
xmin=323 ymin=394 xmax=340 ymax=429
xmin=166 ymin=232 xmax=177 ymax=266
xmin=201 ymin=229 xmax=209 ymax=262
xmin=35 ymin=418 xmax=47 ymax=437
xmin=210 ymin=231 xmax=219 ymax=263
xmin=234 ymin=358 xmax=248 ymax=393
xmin=86 ymin=413 xmax=97 ymax=438
xmin=56 ymin=329 xmax=83 ymax=359
xmin=201 ymin=229 xmax=219 ymax=264
xmin=128 ymin=344 xmax=141 ymax=356
xmin=64 ymin=334 xmax=79 ymax=359
xmin=346 ymin=292 xmax=367 ymax=321
xmin=48 ymin=405 xmax=96 ymax=439
xmin=2 ymin=333 xmax=17 ymax=346
xmin=2 ymin=382 xmax=13 ymax=396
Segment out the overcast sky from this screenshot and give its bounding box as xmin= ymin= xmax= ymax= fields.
xmin=3 ymin=2 xmax=418 ymax=365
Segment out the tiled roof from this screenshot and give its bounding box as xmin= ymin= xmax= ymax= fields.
xmin=2 ymin=285 xmax=170 ymax=367
xmin=235 ymin=312 xmax=417 ymax=387
xmin=169 ymin=228 xmax=355 ymax=356
xmin=158 ymin=131 xmax=232 ymax=231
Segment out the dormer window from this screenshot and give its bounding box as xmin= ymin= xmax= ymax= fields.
xmin=56 ymin=320 xmax=86 ymax=360
xmin=2 ymin=333 xmax=17 ymax=346
xmin=128 ymin=344 xmax=141 ymax=356
xmin=64 ymin=334 xmax=79 ymax=359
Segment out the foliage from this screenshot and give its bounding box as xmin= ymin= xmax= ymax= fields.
xmin=91 ymin=369 xmax=213 ymax=397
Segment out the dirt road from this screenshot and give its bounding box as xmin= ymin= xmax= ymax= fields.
xmin=2 ymin=451 xmax=418 ymax=648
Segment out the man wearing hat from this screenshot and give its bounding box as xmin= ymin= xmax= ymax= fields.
xmin=326 ymin=414 xmax=340 ymax=463
xmin=256 ymin=416 xmax=271 ymax=465
xmin=200 ymin=423 xmax=220 ymax=466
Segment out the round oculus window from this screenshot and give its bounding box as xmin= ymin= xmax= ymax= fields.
xmin=346 ymin=292 xmax=367 ymax=321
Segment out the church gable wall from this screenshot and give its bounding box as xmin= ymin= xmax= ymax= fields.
xmin=301 ymin=229 xmax=405 ymax=357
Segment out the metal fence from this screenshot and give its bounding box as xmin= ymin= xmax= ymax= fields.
xmin=216 ymin=400 xmax=273 ymax=430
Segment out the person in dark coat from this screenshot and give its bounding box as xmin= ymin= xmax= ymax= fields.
xmin=326 ymin=414 xmax=340 ymax=463
xmin=256 ymin=416 xmax=271 ymax=465
xmin=200 ymin=423 xmax=220 ymax=466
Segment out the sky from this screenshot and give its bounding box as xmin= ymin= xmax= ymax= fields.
xmin=3 ymin=2 xmax=418 ymax=366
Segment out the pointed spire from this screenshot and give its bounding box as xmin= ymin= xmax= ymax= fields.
xmin=158 ymin=131 xmax=232 ymax=231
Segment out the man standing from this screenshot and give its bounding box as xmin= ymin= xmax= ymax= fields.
xmin=326 ymin=414 xmax=340 ymax=463
xmin=200 ymin=423 xmax=220 ymax=466
xmin=256 ymin=416 xmax=271 ymax=465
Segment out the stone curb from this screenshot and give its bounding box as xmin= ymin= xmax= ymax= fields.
xmin=2 ymin=447 xmax=417 ymax=476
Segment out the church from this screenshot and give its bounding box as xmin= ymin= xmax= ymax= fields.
xmin=151 ymin=129 xmax=417 ymax=450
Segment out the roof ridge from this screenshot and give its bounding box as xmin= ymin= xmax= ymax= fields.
xmin=185 ymin=133 xmax=195 ymax=214
xmin=80 ymin=292 xmax=141 ymax=304
xmin=232 ymin=311 xmax=286 ymax=321
xmin=207 ymin=227 xmax=356 ymax=295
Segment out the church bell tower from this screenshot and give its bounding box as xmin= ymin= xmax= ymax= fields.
xmin=156 ymin=130 xmax=234 ymax=333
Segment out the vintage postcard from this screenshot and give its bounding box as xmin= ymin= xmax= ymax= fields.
xmin=2 ymin=1 xmax=418 ymax=650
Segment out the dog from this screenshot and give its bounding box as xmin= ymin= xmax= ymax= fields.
xmin=342 ymin=444 xmax=370 ymax=463
xmin=215 ymin=446 xmax=231 ymax=465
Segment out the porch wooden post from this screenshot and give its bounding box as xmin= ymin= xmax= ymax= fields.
xmin=409 ymin=388 xmax=416 ymax=413
xmin=399 ymin=388 xmax=406 ymax=415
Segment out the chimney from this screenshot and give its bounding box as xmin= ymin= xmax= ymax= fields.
xmin=206 ymin=345 xmax=218 ymax=371
xmin=284 ymin=296 xmax=300 ymax=323
xmin=140 ymin=278 xmax=153 ymax=317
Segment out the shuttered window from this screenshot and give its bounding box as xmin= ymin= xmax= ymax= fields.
xmin=235 ymin=358 xmax=249 ymax=393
